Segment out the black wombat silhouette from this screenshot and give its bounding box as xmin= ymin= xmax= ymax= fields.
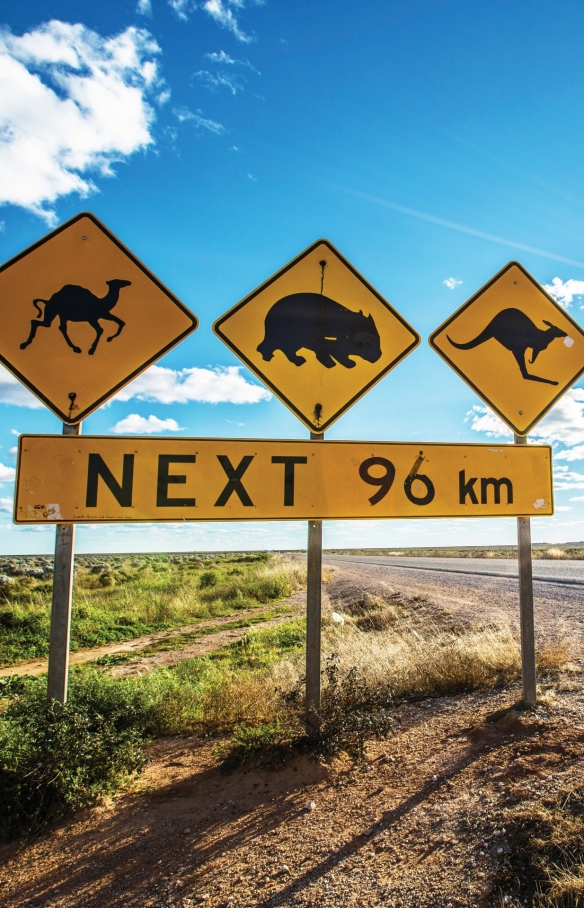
xmin=447 ymin=307 xmax=568 ymax=386
xmin=257 ymin=292 xmax=382 ymax=369
xmin=20 ymin=279 xmax=132 ymax=356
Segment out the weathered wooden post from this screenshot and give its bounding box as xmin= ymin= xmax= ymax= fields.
xmin=514 ymin=433 xmax=537 ymax=708
xmin=47 ymin=421 xmax=80 ymax=703
xmin=306 ymin=430 xmax=324 ymax=734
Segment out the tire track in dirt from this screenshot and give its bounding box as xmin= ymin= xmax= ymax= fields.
xmin=0 ymin=591 xmax=307 ymax=678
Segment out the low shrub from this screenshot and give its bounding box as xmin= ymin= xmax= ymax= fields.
xmin=0 ymin=676 xmax=150 ymax=840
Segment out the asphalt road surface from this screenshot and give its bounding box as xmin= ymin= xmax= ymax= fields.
xmin=323 ymin=555 xmax=584 ymax=644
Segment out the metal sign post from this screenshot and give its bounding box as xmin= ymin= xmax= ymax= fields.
xmin=47 ymin=421 xmax=80 ymax=703
xmin=306 ymin=431 xmax=324 ymax=734
xmin=514 ymin=433 xmax=537 ymax=708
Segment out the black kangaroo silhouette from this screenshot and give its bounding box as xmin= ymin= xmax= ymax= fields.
xmin=447 ymin=308 xmax=568 ymax=386
xmin=20 ymin=279 xmax=132 ymax=356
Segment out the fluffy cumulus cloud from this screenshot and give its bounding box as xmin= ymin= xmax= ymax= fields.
xmin=0 ymin=463 xmax=16 ymax=483
xmin=0 ymin=20 xmax=162 ymax=221
xmin=468 ymin=388 xmax=584 ymax=446
xmin=137 ymin=0 xmax=153 ymax=14
xmin=544 ymin=278 xmax=584 ymax=308
xmin=114 ymin=364 xmax=271 ymax=405
xmin=443 ymin=277 xmax=462 ymax=289
xmin=0 ymin=497 xmax=12 ymax=512
xmin=0 ymin=365 xmax=43 ymax=408
xmin=553 ymin=465 xmax=584 ymax=490
xmin=110 ymin=414 xmax=184 ymax=434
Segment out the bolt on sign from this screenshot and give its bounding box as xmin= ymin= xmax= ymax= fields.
xmin=213 ymin=240 xmax=420 ymax=433
xmin=15 ymin=436 xmax=553 ymax=522
xmin=0 ymin=212 xmax=198 ymax=424
xmin=429 ymin=261 xmax=584 ymax=436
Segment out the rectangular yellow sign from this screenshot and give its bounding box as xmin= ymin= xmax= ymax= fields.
xmin=14 ymin=436 xmax=553 ymax=523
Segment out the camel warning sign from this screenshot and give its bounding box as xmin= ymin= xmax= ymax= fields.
xmin=429 ymin=261 xmax=584 ymax=436
xmin=0 ymin=212 xmax=198 ymax=423
xmin=213 ymin=239 xmax=420 ymax=433
xmin=14 ymin=435 xmax=553 ymax=522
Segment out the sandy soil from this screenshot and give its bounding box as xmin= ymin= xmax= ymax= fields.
xmin=1 ymin=684 xmax=583 ymax=908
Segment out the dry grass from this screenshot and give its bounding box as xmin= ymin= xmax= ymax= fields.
xmin=214 ymin=593 xmax=575 ymax=762
xmin=500 ymin=781 xmax=584 ymax=906
xmin=545 ymin=547 xmax=568 ymax=560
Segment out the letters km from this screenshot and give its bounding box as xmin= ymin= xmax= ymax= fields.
xmin=459 ymin=470 xmax=513 ymax=505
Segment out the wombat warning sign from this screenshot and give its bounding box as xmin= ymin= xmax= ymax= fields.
xmin=213 ymin=239 xmax=420 ymax=433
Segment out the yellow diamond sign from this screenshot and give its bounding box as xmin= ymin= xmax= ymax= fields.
xmin=213 ymin=239 xmax=420 ymax=433
xmin=430 ymin=261 xmax=584 ymax=436
xmin=0 ymin=212 xmax=198 ymax=423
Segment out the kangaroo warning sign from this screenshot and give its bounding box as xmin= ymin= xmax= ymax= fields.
xmin=0 ymin=212 xmax=198 ymax=424
xmin=430 ymin=261 xmax=584 ymax=436
xmin=213 ymin=240 xmax=420 ymax=433
xmin=14 ymin=435 xmax=553 ymax=522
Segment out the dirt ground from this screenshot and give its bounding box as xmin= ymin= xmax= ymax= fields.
xmin=1 ymin=564 xmax=583 ymax=908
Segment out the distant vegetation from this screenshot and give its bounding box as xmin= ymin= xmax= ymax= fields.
xmin=0 ymin=551 xmax=299 ymax=667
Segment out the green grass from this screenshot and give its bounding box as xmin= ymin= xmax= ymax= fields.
xmin=0 ymin=615 xmax=307 ymax=838
xmin=0 ymin=552 xmax=303 ymax=667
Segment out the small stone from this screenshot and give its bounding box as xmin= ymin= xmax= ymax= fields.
xmin=437 ymin=834 xmax=445 ymax=844
xmin=497 ymin=846 xmax=504 ymax=854
xmin=332 ymin=611 xmax=345 ymax=625
xmin=306 ymin=800 xmax=316 ymax=811
xmin=432 ymin=775 xmax=439 ymax=782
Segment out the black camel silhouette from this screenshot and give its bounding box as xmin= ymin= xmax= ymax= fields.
xmin=447 ymin=307 xmax=568 ymax=386
xmin=20 ymin=279 xmax=131 ymax=355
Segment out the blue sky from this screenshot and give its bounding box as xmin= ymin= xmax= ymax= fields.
xmin=2 ymin=0 xmax=584 ymax=553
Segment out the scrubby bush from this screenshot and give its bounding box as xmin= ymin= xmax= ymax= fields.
xmin=199 ymin=570 xmax=219 ymax=588
xmin=0 ymin=676 xmax=150 ymax=840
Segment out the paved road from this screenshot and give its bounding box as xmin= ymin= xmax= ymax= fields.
xmin=323 ymin=555 xmax=584 ymax=644
xmin=326 ymin=554 xmax=584 ymax=586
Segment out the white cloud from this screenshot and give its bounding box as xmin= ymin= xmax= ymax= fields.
xmin=0 ymin=365 xmax=43 ymax=408
xmin=544 ymin=277 xmax=584 ymax=308
xmin=8 ymin=447 xmax=17 ymax=459
xmin=194 ymin=69 xmax=242 ymax=94
xmin=555 ymin=445 xmax=584 ymax=461
xmin=0 ymin=463 xmax=16 ymax=483
xmin=444 ymin=277 xmax=462 ymax=289
xmin=468 ymin=389 xmax=584 ymax=446
xmin=205 ymin=50 xmax=260 ymax=73
xmin=555 ymin=506 xmax=572 ymax=511
xmin=570 ymin=495 xmax=584 ymax=501
xmin=0 ymin=21 xmax=162 ymax=222
xmin=168 ymin=0 xmax=194 ymax=20
xmin=110 ymin=414 xmax=184 ymax=434
xmin=466 ymin=405 xmax=512 ymax=438
xmin=202 ymin=0 xmax=255 ymax=43
xmin=0 ymin=497 xmax=12 ymax=512
xmin=173 ymin=107 xmax=225 ymax=134
xmin=137 ymin=0 xmax=153 ymax=14
xmin=553 ymin=465 xmax=584 ymax=490
xmin=114 ymin=364 xmax=271 ymax=405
